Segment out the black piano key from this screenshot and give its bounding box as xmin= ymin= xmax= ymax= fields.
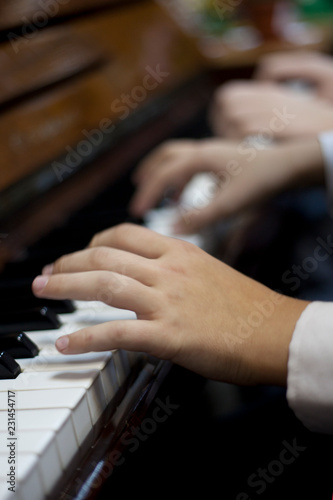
xmin=0 ymin=297 xmax=75 ymax=315
xmin=0 ymin=277 xmax=33 ymax=293
xmin=0 ymin=215 xmax=117 ymax=278
xmin=1 ymin=253 xmax=64 ymax=279
xmin=0 ymin=307 xmax=61 ymax=334
xmin=0 ymin=279 xmax=75 ymax=314
xmin=36 ymin=299 xmax=75 ymax=315
xmin=26 ymin=211 xmax=138 ymax=260
xmin=1 ymin=332 xmax=39 ymax=359
xmin=0 ymin=352 xmax=21 ymax=379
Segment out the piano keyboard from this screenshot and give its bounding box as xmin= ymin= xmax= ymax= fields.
xmin=0 ymin=173 xmax=215 ymax=500
xmin=0 ymin=300 xmax=143 ymax=500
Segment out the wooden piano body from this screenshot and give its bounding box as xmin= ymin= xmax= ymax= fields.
xmin=0 ymin=1 xmax=213 ymax=498
xmin=0 ymin=0 xmax=213 ymax=263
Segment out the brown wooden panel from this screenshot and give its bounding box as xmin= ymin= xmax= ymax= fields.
xmin=0 ymin=0 xmax=208 ymax=267
xmin=0 ymin=1 xmax=205 ymax=193
xmin=0 ymin=76 xmax=211 ymax=269
xmin=0 ymin=29 xmax=106 ymax=106
xmin=66 ymin=1 xmax=206 ymax=95
xmin=0 ymin=70 xmax=120 ymax=191
xmin=0 ymin=0 xmax=136 ymax=30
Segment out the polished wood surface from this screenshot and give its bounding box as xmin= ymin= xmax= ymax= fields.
xmin=0 ymin=1 xmax=205 ymax=193
xmin=0 ymin=29 xmax=106 ymax=105
xmin=0 ymin=76 xmax=211 ymax=269
xmin=0 ymin=0 xmax=209 ymax=268
xmin=0 ymin=0 xmax=133 ymax=30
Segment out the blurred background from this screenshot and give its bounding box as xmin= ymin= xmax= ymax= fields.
xmin=0 ymin=1 xmax=333 ymax=499
xmin=159 ymin=0 xmax=333 ymax=63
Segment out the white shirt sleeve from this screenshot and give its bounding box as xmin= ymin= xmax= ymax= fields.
xmin=287 ymin=301 xmax=333 ymax=434
xmin=288 ymin=133 xmax=333 ymax=433
xmin=318 ymin=129 xmax=333 ymax=214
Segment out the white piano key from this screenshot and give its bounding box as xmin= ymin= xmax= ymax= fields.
xmin=144 ymin=206 xmax=204 ymax=247
xmin=22 ymin=321 xmax=85 ymax=348
xmin=127 ymin=349 xmax=143 ymax=368
xmin=58 ymin=306 xmax=136 ymax=324
xmin=20 ymin=348 xmax=120 ymax=402
xmin=25 ymin=308 xmax=134 ymax=347
xmin=73 ymin=301 xmax=136 ymax=318
xmin=101 ymin=352 xmax=121 ymax=401
xmin=0 ymin=453 xmax=43 ymax=500
xmin=144 ymin=173 xmax=218 ymax=251
xmin=0 ymin=431 xmax=61 ymax=496
xmin=0 ymin=291 xmax=146 ymax=500
xmin=25 ymin=307 xmax=138 ymax=391
xmin=0 ymin=408 xmax=78 ymax=469
xmin=0 ymin=388 xmax=91 ymax=448
xmin=19 ymin=350 xmax=111 ymax=370
xmin=24 ymin=330 xmax=135 ymax=400
xmin=24 ymin=330 xmax=63 ymax=347
xmin=0 ymin=480 xmax=15 ymax=500
xmin=0 ymin=454 xmax=19 ymax=500
xmin=112 ymin=349 xmax=128 ymax=386
xmin=0 ymin=369 xmax=106 ymax=426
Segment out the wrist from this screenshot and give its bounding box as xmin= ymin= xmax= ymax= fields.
xmin=246 ymin=293 xmax=310 ymax=387
xmin=281 ymin=138 xmax=325 ymax=187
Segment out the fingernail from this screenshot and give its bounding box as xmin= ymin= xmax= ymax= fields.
xmin=56 ymin=336 xmax=69 ymax=352
xmin=42 ymin=263 xmax=54 ymax=275
xmin=32 ymin=275 xmax=49 ymax=294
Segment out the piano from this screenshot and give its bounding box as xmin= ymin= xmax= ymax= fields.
xmin=0 ymin=1 xmax=215 ymax=498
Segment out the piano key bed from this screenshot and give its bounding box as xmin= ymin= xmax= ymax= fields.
xmin=0 ymin=172 xmax=216 ymax=500
xmin=0 ymin=297 xmax=162 ymax=500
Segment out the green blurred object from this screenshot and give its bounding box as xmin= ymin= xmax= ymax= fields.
xmin=200 ymin=0 xmax=240 ymax=35
xmin=296 ymin=0 xmax=333 ymax=17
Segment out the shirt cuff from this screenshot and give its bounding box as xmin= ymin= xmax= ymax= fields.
xmin=287 ymin=301 xmax=333 ymax=434
xmin=318 ymin=130 xmax=333 ymax=216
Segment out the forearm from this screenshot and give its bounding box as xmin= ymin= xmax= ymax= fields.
xmin=282 ymin=137 xmax=325 ymax=187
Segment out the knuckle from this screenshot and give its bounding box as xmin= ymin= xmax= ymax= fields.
xmin=113 ymin=222 xmax=134 ymax=237
xmin=217 ymin=82 xmax=245 ymax=101
xmin=159 ymin=140 xmax=194 ymax=157
xmin=158 ymin=239 xmax=197 ymax=273
xmin=174 ymin=238 xmax=193 ymax=252
xmin=90 ymin=246 xmax=110 ymax=267
xmin=239 ymin=123 xmax=252 ymax=137
xmin=89 ymin=231 xmax=103 ymax=247
xmin=177 ymin=239 xmax=199 ymax=259
xmin=54 ymin=256 xmax=66 ymax=274
xmin=95 ymin=272 xmax=112 ymax=293
xmin=80 ymin=329 xmax=94 ymax=350
xmin=109 ymin=324 xmax=125 ymax=345
xmin=110 ymin=223 xmax=134 ymax=246
xmin=160 ymin=139 xmax=178 ymax=151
